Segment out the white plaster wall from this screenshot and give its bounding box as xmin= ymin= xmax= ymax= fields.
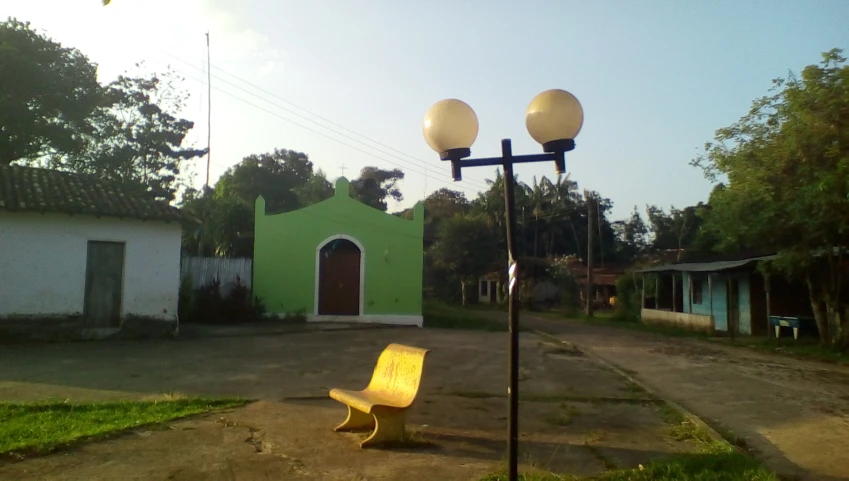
xmin=0 ymin=212 xmax=182 ymax=320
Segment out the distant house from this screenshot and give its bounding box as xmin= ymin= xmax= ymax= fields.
xmin=636 ymin=255 xmax=815 ymax=337
xmin=478 ymin=272 xmax=503 ymax=304
xmin=574 ymin=265 xmax=628 ymax=308
xmin=0 ymin=166 xmax=190 ymax=340
xmin=252 ymin=177 xmax=424 ymax=326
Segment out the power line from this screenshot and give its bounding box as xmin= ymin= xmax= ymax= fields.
xmin=143 ymin=55 xmax=492 ymax=195
xmin=153 ymin=49 xmax=492 ymax=191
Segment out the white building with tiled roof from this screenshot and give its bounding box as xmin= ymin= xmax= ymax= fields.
xmin=0 ymin=165 xmax=190 ymax=340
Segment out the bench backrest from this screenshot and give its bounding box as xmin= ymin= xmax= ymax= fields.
xmin=365 ymin=343 xmax=429 ymax=408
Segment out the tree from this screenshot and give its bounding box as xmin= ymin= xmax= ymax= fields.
xmin=645 ymin=204 xmax=707 ymax=260
xmin=182 ymin=148 xmax=331 ymax=258
xmin=294 ymin=168 xmax=334 ymax=206
xmin=350 ymin=167 xmax=405 ymax=211
xmin=0 ymin=19 xmax=103 ymax=165
xmin=613 ymin=206 xmax=649 ymax=259
xmin=48 ymin=68 xmax=206 ymax=202
xmin=216 ymin=148 xmax=316 ymax=213
xmin=430 ymin=214 xmax=501 ymax=305
xmin=400 ymin=188 xmax=470 ymax=248
xmin=692 ymin=48 xmax=849 ymax=347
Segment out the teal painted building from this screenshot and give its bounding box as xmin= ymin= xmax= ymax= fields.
xmin=682 ymin=271 xmax=753 ymax=334
xmin=637 ymin=256 xmax=813 ymax=337
xmin=252 ymin=177 xmax=424 ymax=326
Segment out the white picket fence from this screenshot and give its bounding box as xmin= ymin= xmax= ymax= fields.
xmin=181 ymin=257 xmax=253 ymax=290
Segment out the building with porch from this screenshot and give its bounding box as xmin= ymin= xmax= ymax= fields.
xmin=636 ymin=255 xmax=814 ymax=337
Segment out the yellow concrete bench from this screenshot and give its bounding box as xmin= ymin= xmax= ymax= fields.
xmin=328 ymin=343 xmax=429 ymax=448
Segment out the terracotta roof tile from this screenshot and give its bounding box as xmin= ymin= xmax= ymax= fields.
xmin=0 ymin=165 xmax=186 ymax=223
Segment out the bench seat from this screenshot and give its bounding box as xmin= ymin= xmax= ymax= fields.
xmin=328 ymin=343 xmax=429 ymax=448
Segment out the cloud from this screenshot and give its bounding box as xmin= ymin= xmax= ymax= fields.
xmin=199 ymin=2 xmax=286 ymax=75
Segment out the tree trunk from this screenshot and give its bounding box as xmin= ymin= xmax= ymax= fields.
xmin=570 ymin=221 xmax=583 ymax=260
xmin=835 ymin=308 xmax=849 ymax=349
xmin=826 ymin=303 xmax=847 ymax=347
xmin=461 ymin=280 xmax=468 ymax=307
xmin=806 ymin=275 xmax=830 ymax=344
xmin=533 ymin=218 xmax=539 ymax=257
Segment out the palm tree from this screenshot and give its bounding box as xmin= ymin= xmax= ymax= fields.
xmin=543 ymin=175 xmax=583 ymax=259
xmin=523 ymin=176 xmax=549 ymax=257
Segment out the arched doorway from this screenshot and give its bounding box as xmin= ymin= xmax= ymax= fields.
xmin=317 ymin=237 xmax=362 ymax=315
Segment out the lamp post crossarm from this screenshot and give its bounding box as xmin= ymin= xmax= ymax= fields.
xmin=458 ymin=152 xmax=557 ymax=168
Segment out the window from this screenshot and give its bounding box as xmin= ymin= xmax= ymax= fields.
xmin=692 ymin=279 xmax=704 ymax=304
xmin=480 ymin=281 xmax=488 ymax=296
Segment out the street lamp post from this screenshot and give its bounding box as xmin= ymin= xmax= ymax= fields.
xmin=422 ymin=89 xmax=583 ymax=481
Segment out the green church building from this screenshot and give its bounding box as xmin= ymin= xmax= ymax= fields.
xmin=252 ymin=177 xmax=424 ymax=326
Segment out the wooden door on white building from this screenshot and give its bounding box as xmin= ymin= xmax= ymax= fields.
xmin=83 ymin=241 xmax=125 ymax=328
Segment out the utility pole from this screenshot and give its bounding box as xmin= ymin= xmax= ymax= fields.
xmin=205 ymin=32 xmax=212 ymax=189
xmin=586 ymin=194 xmax=595 ymax=317
xmin=597 ymin=196 xmax=604 ymax=267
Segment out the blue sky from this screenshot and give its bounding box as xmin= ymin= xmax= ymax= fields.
xmin=7 ymin=0 xmax=849 ymax=219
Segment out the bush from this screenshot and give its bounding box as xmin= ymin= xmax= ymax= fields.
xmin=282 ymin=309 xmax=307 ymax=324
xmin=179 ymin=276 xmax=265 ymax=324
xmin=613 ymin=272 xmax=659 ymax=322
xmin=178 ymin=274 xmax=195 ymax=324
xmin=613 ymin=272 xmax=642 ymax=322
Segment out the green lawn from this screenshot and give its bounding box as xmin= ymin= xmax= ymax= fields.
xmin=0 ymin=397 xmax=248 ymax=457
xmin=423 ymin=301 xmax=508 ymax=331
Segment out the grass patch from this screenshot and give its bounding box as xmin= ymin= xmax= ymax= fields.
xmin=480 ymin=446 xmax=777 ymax=481
xmin=423 ymin=301 xmax=507 ymax=331
xmin=0 ymin=397 xmax=248 ymax=457
xmin=534 ymin=308 xmax=848 ymax=366
xmin=481 ymin=400 xmax=777 ymax=481
xmin=546 ymin=403 xmax=580 ymax=426
xmin=745 ymin=338 xmax=847 ymax=365
xmin=531 ymin=310 xmax=710 ymax=339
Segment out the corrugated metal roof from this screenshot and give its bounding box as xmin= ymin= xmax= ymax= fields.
xmin=635 ymin=255 xmax=777 ymax=273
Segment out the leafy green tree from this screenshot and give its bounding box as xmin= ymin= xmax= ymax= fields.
xmin=692 ymin=48 xmax=849 ymax=347
xmin=0 ymin=19 xmax=103 ymax=165
xmin=350 ymin=166 xmax=405 ymax=211
xmin=645 ymin=204 xmax=707 ymax=260
xmin=613 ymin=206 xmax=649 ymax=259
xmin=399 ymin=188 xmax=470 ymax=248
xmin=294 ymin=168 xmax=334 ymax=206
xmin=430 ymin=214 xmax=501 ymax=305
xmin=48 ymin=68 xmax=205 ymax=202
xmin=182 ymin=148 xmax=332 ymax=258
xmin=216 ymin=148 xmax=316 ymax=213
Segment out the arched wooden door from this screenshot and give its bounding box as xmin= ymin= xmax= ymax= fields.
xmin=318 ymin=238 xmax=361 ymax=315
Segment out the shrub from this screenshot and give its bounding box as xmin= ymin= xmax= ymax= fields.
xmin=180 ymin=276 xmax=265 ymax=324
xmin=282 ymin=309 xmax=307 ymax=324
xmin=178 ymin=274 xmax=195 ymax=324
xmin=613 ymin=272 xmax=657 ymax=322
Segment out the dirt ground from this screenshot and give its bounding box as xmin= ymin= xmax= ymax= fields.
xmin=0 ymin=326 xmax=703 ymax=480
xmin=514 ymin=313 xmax=849 ymax=481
